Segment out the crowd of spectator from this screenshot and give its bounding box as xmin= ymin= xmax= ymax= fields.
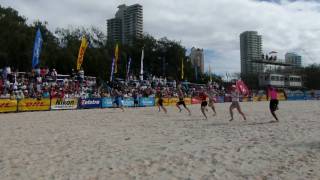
xmin=0 ymin=66 xmax=227 ymax=101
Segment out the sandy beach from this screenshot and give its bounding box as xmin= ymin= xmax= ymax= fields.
xmin=0 ymin=101 xmax=320 ymax=180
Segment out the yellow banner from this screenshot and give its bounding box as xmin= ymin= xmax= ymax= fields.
xmin=76 ymin=36 xmax=88 ymax=71
xmin=0 ymin=99 xmax=17 ymax=113
xmin=169 ymin=98 xmax=179 ymax=106
xmin=184 ymin=98 xmax=192 ymax=105
xmin=18 ymin=98 xmax=50 ymax=111
xmin=181 ymin=59 xmax=184 ymax=79
xmin=253 ymin=95 xmax=267 ymax=102
xmin=277 ymin=92 xmax=286 ymax=101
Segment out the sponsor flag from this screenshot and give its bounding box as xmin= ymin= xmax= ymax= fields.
xmin=236 ymin=80 xmax=249 ymax=96
xmin=114 ymin=44 xmax=119 ymax=73
xmin=110 ymin=57 xmax=115 ymax=81
xmin=32 ymin=28 xmax=43 ymax=69
xmin=76 ymin=36 xmax=88 ymax=70
xmin=140 ymin=47 xmax=144 ymax=80
xmin=127 ymin=57 xmax=132 ymax=81
xmin=181 ymin=58 xmax=184 ymax=79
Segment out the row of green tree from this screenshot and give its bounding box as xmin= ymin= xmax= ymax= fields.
xmin=0 ymin=5 xmax=221 ymax=84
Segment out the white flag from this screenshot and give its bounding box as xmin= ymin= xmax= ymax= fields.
xmin=140 ymin=48 xmax=144 ymax=80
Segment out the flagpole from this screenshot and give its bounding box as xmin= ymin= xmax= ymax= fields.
xmin=140 ymin=47 xmax=144 ymax=81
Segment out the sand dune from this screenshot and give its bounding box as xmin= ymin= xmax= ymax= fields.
xmin=0 ymin=101 xmax=320 ymax=180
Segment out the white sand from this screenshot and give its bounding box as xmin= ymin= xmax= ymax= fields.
xmin=0 ymin=101 xmax=320 ymax=180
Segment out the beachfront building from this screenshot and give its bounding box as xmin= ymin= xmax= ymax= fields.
xmin=107 ymin=4 xmax=143 ymax=45
xmin=285 ymin=52 xmax=302 ymax=68
xmin=189 ymin=47 xmax=205 ymax=74
xmin=240 ymin=31 xmax=263 ymax=75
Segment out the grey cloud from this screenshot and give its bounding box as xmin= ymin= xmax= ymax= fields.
xmin=1 ymin=0 xmax=320 ymax=73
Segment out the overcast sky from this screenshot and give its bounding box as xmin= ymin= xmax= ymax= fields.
xmin=1 ymin=0 xmax=320 ymax=75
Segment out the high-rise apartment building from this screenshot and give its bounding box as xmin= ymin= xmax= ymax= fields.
xmin=285 ymin=52 xmax=302 ymax=67
xmin=107 ymin=4 xmax=143 ymax=45
xmin=240 ymin=31 xmax=263 ymax=75
xmin=189 ymin=47 xmax=204 ymax=74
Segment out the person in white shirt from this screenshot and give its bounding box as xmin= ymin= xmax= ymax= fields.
xmin=229 ymin=85 xmax=246 ymax=121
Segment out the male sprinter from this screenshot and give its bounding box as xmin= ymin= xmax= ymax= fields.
xmin=113 ymin=87 xmax=124 ymax=112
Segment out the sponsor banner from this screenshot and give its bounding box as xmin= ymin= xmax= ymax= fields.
xmin=101 ymin=98 xmax=113 ymax=108
xmin=168 ymin=98 xmax=179 ymax=106
xmin=51 ymin=98 xmax=78 ymax=110
xmin=224 ymin=96 xmax=232 ymax=102
xmin=139 ymin=97 xmax=155 ymax=107
xmin=287 ymin=96 xmax=305 ymax=101
xmin=162 ymin=98 xmax=170 ymax=106
xmin=253 ymin=95 xmax=267 ymax=102
xmin=184 ymin=98 xmax=192 ymax=105
xmin=286 ymin=91 xmax=305 ymax=101
xmin=277 ymin=92 xmax=286 ymax=101
xmin=191 ymin=97 xmax=201 ymax=104
xmin=216 ymin=96 xmax=225 ymax=103
xmin=123 ymin=98 xmax=134 ymax=107
xmin=18 ymin=98 xmax=50 ymax=111
xmin=79 ymin=98 xmax=101 ymax=109
xmin=0 ymin=99 xmax=17 ymax=113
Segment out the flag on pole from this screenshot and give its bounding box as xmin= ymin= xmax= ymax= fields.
xmin=76 ymin=36 xmax=88 ymax=71
xmin=127 ymin=57 xmax=132 ymax=81
xmin=32 ymin=28 xmax=43 ymax=69
xmin=181 ymin=58 xmax=184 ymax=80
xmin=236 ymin=80 xmax=249 ymax=96
xmin=110 ymin=57 xmax=115 ymax=82
xmin=114 ymin=44 xmax=119 ymax=73
xmin=140 ymin=47 xmax=144 ymax=81
xmin=209 ymin=64 xmax=212 ymax=82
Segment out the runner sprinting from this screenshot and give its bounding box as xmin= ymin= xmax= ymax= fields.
xmin=199 ymin=87 xmax=208 ymax=119
xmin=229 ymin=85 xmax=246 ymax=121
xmin=208 ymin=85 xmax=217 ymax=116
xmin=176 ymin=86 xmax=191 ymax=115
xmin=267 ymin=85 xmax=279 ymax=122
xmin=113 ymin=87 xmax=124 ymax=112
xmin=157 ymin=90 xmax=167 ymax=113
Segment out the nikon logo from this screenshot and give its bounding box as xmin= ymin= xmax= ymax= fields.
xmin=56 ymin=99 xmax=75 ymax=106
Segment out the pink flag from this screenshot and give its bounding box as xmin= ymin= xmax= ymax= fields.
xmin=236 ymin=80 xmax=249 ymax=96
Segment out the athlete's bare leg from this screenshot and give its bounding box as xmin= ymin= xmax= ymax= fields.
xmin=161 ymin=105 xmax=167 ymax=114
xmin=201 ymin=106 xmax=207 ymax=119
xmin=229 ymin=105 xmax=234 ymax=121
xmin=176 ymin=103 xmax=182 ymax=112
xmin=270 ymin=110 xmax=278 ymax=122
xmin=236 ymin=105 xmax=246 ymax=120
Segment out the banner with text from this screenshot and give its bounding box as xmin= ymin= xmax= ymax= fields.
xmin=51 ymin=98 xmax=78 ymax=110
xmin=0 ymin=99 xmax=17 ymax=113
xmin=18 ymin=98 xmax=50 ymax=111
xmin=101 ymin=98 xmax=113 ymax=108
xmin=79 ymin=98 xmax=102 ymax=109
xmin=139 ymin=97 xmax=155 ymax=107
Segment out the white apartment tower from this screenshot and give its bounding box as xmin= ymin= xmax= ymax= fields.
xmin=107 ymin=4 xmax=143 ymax=45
